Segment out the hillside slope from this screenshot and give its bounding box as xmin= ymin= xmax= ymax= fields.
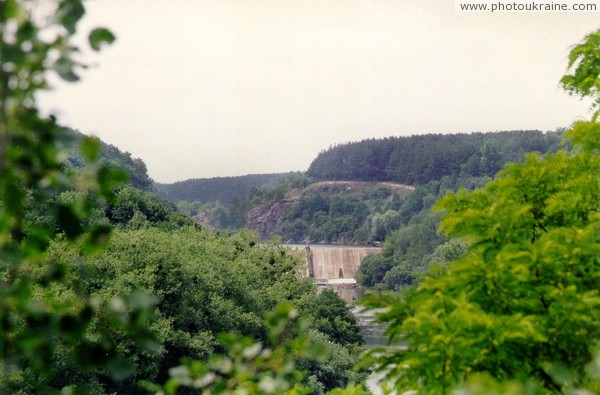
xmin=158 ymin=130 xmax=567 ymax=245
xmin=57 ymin=126 xmax=153 ymax=191
xmin=154 ymin=173 xmax=291 ymax=206
xmin=308 ymin=130 xmax=564 ymax=184
xmin=244 ymin=181 xmax=414 ymax=243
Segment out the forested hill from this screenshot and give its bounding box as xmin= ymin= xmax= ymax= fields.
xmin=307 ymin=130 xmax=564 ymax=184
xmin=56 ymin=126 xmax=153 ymax=191
xmin=154 ymin=173 xmax=291 ymax=206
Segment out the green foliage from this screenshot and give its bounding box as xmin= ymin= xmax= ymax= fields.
xmin=561 ymin=29 xmax=600 ymax=121
xmin=142 ymin=304 xmax=324 ymax=395
xmin=88 ymin=27 xmax=116 ymax=51
xmin=107 ymin=185 xmax=193 ymax=229
xmin=368 ymin=210 xmax=402 ymax=241
xmin=357 ymin=175 xmax=501 ymax=290
xmin=79 ymin=226 xmax=310 ymax=355
xmin=282 ymin=193 xmax=371 ymax=243
xmin=249 ymin=172 xmax=316 ymax=205
xmin=5 ymin=2 xmax=597 ymax=395
xmin=0 ymin=2 xmax=364 ymax=394
xmin=155 ymin=172 xmax=293 ymax=207
xmin=143 ymin=303 xmax=370 ymax=395
xmin=180 ymin=167 xmax=493 ymax=245
xmin=0 ymin=2 xmax=159 ymax=393
xmin=193 ymin=178 xmax=412 ymax=243
xmin=479 ymin=139 xmax=503 ymax=175
xmin=57 ymin=127 xmax=154 ymax=191
xmin=34 ymin=225 xmax=364 ymax=392
xmin=311 ymin=289 xmax=364 ymax=347
xmin=359 ymin=30 xmax=600 ymax=393
xmin=179 ymin=172 xmax=314 ymax=230
xmin=426 ymin=237 xmax=470 ymax=267
xmin=296 ymin=329 xmax=367 ymax=394
xmin=308 ymin=131 xmax=563 ymax=185
xmin=357 ymin=210 xmax=445 ymax=290
xmin=362 ymin=120 xmax=600 ymax=394
xmin=355 ymin=254 xmax=394 ymax=288
xmin=182 ymin=131 xmax=564 ymax=244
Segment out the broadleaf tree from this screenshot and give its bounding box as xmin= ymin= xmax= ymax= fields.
xmin=0 ymin=1 xmax=156 ymax=393
xmin=362 ymin=27 xmax=600 ymax=394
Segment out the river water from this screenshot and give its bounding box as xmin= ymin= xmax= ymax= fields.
xmin=325 ymin=286 xmax=387 ymax=348
xmin=325 ymin=285 xmax=391 ymax=394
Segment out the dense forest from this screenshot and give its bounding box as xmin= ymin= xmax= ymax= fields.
xmin=57 ymin=126 xmax=154 ymax=191
xmin=2 ymin=2 xmax=600 ymax=394
xmin=3 ymin=128 xmax=363 ymax=393
xmin=202 ymin=178 xmax=416 ymax=244
xmin=154 ymin=173 xmax=290 ymax=206
xmin=307 ymin=130 xmax=564 ymax=184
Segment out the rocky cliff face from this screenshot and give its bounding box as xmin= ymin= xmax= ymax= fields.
xmin=245 ymin=198 xmax=296 ymax=241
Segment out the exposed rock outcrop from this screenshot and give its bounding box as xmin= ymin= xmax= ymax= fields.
xmin=245 ymin=198 xmax=296 ymax=241
xmin=245 ymin=181 xmax=414 ymax=241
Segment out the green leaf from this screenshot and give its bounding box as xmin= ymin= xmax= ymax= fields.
xmin=88 ymin=28 xmax=116 ymax=51
xmin=55 ymin=1 xmax=86 ymax=34
xmin=80 ymin=135 xmax=101 ymax=163
xmin=56 ymin=204 xmax=83 ymax=239
xmin=80 ymin=224 xmax=112 ymax=255
xmin=542 ymin=361 xmax=577 ymax=387
xmin=138 ymin=381 xmax=164 ymax=393
xmin=3 ymin=0 xmax=23 ymax=21
xmin=97 ymin=165 xmax=128 ymax=202
xmin=53 ymin=57 xmax=80 ymax=82
xmin=105 ymin=356 xmax=136 ymax=380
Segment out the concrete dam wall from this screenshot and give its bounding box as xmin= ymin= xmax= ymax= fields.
xmin=303 ymin=245 xmax=381 ymax=280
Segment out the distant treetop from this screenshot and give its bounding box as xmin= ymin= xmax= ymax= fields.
xmin=307 ymin=130 xmax=564 ymax=185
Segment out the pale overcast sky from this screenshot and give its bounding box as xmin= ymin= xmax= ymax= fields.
xmin=37 ymin=1 xmax=600 ymax=183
